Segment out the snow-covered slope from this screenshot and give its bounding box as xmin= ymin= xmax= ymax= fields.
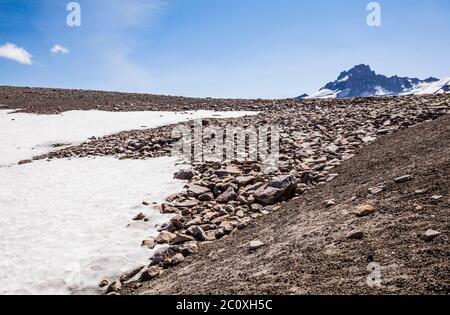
xmin=0 ymin=109 xmax=256 ymax=295
xmin=303 ymin=65 xmax=450 ymax=99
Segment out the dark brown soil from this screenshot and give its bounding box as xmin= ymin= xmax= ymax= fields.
xmin=122 ymin=114 xmax=450 ymax=295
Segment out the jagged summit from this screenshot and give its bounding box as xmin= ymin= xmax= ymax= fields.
xmin=302 ymin=65 xmax=449 ymax=99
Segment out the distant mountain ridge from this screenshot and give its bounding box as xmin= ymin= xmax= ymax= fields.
xmin=298 ymin=64 xmax=450 ymax=99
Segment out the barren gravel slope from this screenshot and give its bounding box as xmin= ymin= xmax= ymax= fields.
xmin=124 ymin=115 xmax=450 ymax=295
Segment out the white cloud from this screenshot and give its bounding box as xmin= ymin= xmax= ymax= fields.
xmin=0 ymin=43 xmax=32 ymax=65
xmin=51 ymin=44 xmax=69 ymax=55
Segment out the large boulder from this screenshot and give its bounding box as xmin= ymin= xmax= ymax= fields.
xmin=254 ymin=175 xmax=297 ymax=205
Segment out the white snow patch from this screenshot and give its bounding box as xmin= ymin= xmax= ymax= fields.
xmin=337 ymin=75 xmax=349 ymax=82
xmin=374 ymin=86 xmax=392 ymax=96
xmin=405 ymin=78 xmax=450 ymax=95
xmin=0 ymin=109 xmax=256 ymax=295
xmin=0 ymin=110 xmax=257 ymax=167
xmin=0 ymin=157 xmax=185 ymax=295
xmin=307 ymin=88 xmax=340 ymax=99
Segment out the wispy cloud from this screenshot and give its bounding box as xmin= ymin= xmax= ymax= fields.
xmin=0 ymin=43 xmax=32 ymax=65
xmin=51 ymin=44 xmax=69 ymax=55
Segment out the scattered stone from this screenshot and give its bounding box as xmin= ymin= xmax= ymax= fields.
xmin=324 ymin=199 xmax=336 ymax=207
xmin=18 ymin=159 xmax=32 ymax=165
xmin=170 ymin=215 xmax=185 ymax=229
xmin=172 ymin=233 xmax=195 ymax=245
xmin=133 ymin=212 xmax=145 ymax=221
xmin=163 ymin=253 xmax=185 ymax=267
xmin=173 ymin=199 xmax=199 ymax=208
xmin=198 ymin=192 xmax=215 ymax=201
xmin=187 ymin=225 xmax=208 ymax=241
xmin=106 ymin=281 xmax=122 ymax=294
xmin=120 ymin=265 xmax=145 ymax=283
xmin=355 ymin=204 xmax=376 ymax=217
xmin=347 ymin=230 xmax=364 ymax=240
xmin=141 ymin=239 xmax=156 ymax=249
xmin=174 ymin=169 xmax=194 ymax=180
xmin=235 ymin=176 xmax=256 ymax=186
xmin=139 ymin=266 xmax=161 ymax=282
xmin=421 ymin=229 xmax=441 ymax=242
xmin=215 ymin=166 xmax=241 ymax=177
xmin=216 ymin=187 xmax=237 ymax=203
xmin=187 ymin=185 xmax=210 ymax=197
xmin=249 ymin=240 xmax=265 ymax=251
xmin=368 ymin=186 xmax=385 ymax=195
xmin=155 ymin=231 xmax=177 ymax=244
xmin=254 ymin=175 xmax=297 ymax=205
xmin=395 ymin=175 xmax=413 ymax=183
xmin=430 ymin=195 xmax=443 ymax=201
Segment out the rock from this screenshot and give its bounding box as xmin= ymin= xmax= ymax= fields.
xmin=99 ymin=279 xmax=109 ymax=288
xmin=18 ymin=159 xmax=32 ymax=165
xmin=155 ymin=231 xmax=177 ymax=244
xmin=171 ymin=233 xmax=195 ymax=245
xmin=324 ymin=199 xmax=336 ymax=207
xmin=120 ymin=265 xmax=145 ymax=282
xmin=161 ymin=204 xmax=179 ymax=214
xmin=187 ymin=225 xmax=208 ymax=241
xmin=133 ymin=212 xmax=145 ymax=221
xmin=163 ymin=253 xmax=185 ymax=267
xmin=198 ymin=192 xmax=215 ymax=201
xmin=141 ymin=239 xmax=156 ymax=249
xmin=215 ymin=166 xmax=241 ymax=177
xmin=249 ymin=240 xmax=265 ymax=251
xmin=173 ymin=199 xmax=199 ymax=208
xmin=430 ymin=195 xmax=443 ymax=201
xmin=174 ymin=169 xmax=194 ymax=180
xmin=216 ymin=187 xmax=237 ymax=203
xmin=421 ymin=229 xmax=441 ymax=241
xmin=106 ymin=281 xmax=122 ymax=294
xmin=235 ymin=176 xmax=256 ymax=186
xmin=185 ymin=217 xmax=202 ymax=227
xmin=414 ymin=189 xmax=428 ymax=195
xmin=368 ymin=186 xmax=385 ymax=195
xmin=355 ymin=204 xmax=376 ymax=217
xmin=347 ymin=230 xmax=364 ymax=240
xmin=254 ymin=175 xmax=297 ymax=205
xmin=139 ymin=266 xmax=161 ymax=282
xmin=187 ymin=185 xmax=211 ymax=197
xmin=178 ymin=242 xmax=199 ymax=256
xmin=394 ymin=175 xmax=413 ymax=183
xmin=170 ymin=214 xmax=185 ymax=229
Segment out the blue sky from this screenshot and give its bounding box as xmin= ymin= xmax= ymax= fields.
xmin=0 ymin=0 xmax=449 ymax=98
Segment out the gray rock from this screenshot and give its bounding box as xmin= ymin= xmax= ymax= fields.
xmin=106 ymin=281 xmax=122 ymax=294
xmin=139 ymin=266 xmax=161 ymax=282
xmin=421 ymin=229 xmax=441 ymax=241
xmin=346 ymin=230 xmax=364 ymax=240
xmin=174 ymin=169 xmax=194 ymax=180
xmin=216 ymin=187 xmax=237 ymax=203
xmin=394 ymin=175 xmax=413 ymax=183
xmin=249 ymin=240 xmax=265 ymax=251
xmin=254 ymin=175 xmax=297 ymax=205
xmin=187 ymin=225 xmax=208 ymax=241
xmin=187 ymin=185 xmax=211 ymax=197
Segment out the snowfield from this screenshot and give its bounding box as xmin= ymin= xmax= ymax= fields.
xmin=0 ymin=109 xmax=256 ymax=167
xmin=0 ymin=109 xmax=255 ymax=295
